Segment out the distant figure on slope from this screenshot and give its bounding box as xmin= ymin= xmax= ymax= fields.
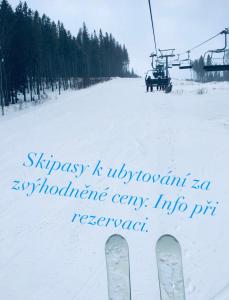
xmin=145 ymin=75 xmax=153 ymax=92
xmin=157 ymin=77 xmax=162 ymax=91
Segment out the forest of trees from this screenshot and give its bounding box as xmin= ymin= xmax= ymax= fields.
xmin=192 ymin=55 xmax=229 ymax=82
xmin=0 ymin=0 xmax=136 ymax=113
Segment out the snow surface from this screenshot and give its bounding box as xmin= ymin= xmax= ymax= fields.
xmin=0 ymin=78 xmax=229 ymax=300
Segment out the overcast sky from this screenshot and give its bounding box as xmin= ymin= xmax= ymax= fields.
xmin=8 ymin=0 xmax=229 ymax=76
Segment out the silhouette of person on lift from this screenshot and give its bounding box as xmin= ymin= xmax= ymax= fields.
xmin=157 ymin=77 xmax=162 ymax=91
xmin=145 ymin=75 xmax=153 ymax=92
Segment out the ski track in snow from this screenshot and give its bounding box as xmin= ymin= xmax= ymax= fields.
xmin=209 ymin=282 xmax=229 ymax=300
xmin=0 ymin=78 xmax=229 ymax=300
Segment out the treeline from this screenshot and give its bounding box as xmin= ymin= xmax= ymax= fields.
xmin=192 ymin=56 xmax=229 ymax=82
xmin=0 ymin=0 xmax=136 ymax=111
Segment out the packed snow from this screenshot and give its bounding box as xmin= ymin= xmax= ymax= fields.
xmin=0 ymin=78 xmax=229 ymax=300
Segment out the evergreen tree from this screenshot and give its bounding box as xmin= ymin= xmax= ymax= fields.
xmin=0 ymin=0 xmax=136 ymax=111
xmin=192 ymin=54 xmax=229 ymax=83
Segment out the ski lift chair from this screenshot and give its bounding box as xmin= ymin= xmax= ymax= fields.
xmin=203 ymin=28 xmax=229 ymax=71
xmin=203 ymin=49 xmax=229 ymax=71
xmin=179 ymin=60 xmax=192 ymax=69
xmin=203 ymin=50 xmax=229 ymax=71
xmin=153 ymin=62 xmax=165 ymax=78
xmin=179 ymin=51 xmax=192 ymax=69
xmin=172 ymin=55 xmax=180 ymax=66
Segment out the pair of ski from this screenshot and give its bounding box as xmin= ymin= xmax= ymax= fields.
xmin=105 ymin=234 xmax=186 ymax=300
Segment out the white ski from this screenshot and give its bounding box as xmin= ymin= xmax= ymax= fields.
xmin=105 ymin=234 xmax=131 ymax=300
xmin=156 ymin=235 xmax=186 ymax=300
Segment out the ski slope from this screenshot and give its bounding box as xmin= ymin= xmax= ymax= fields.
xmin=0 ymin=78 xmax=229 ymax=300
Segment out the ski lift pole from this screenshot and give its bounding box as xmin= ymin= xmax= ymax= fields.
xmin=165 ymin=56 xmax=169 ymax=78
xmin=150 ymin=52 xmax=157 ymax=68
xmin=187 ymin=50 xmax=190 ymax=60
xmin=0 ymin=45 xmax=4 ymax=116
xmin=220 ymin=28 xmax=229 ymax=50
xmin=159 ymin=49 xmax=175 ymax=77
xmin=222 ymin=28 xmax=229 ymax=64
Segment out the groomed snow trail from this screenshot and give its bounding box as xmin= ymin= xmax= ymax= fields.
xmin=0 ymin=78 xmax=229 ymax=300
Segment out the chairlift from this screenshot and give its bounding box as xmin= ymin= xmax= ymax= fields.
xmin=159 ymin=48 xmax=175 ymax=57
xmin=145 ymin=49 xmax=174 ymax=93
xmin=158 ymin=48 xmax=175 ymax=76
xmin=153 ymin=63 xmax=165 ymax=78
xmin=172 ymin=55 xmax=180 ymax=66
xmin=179 ymin=51 xmax=192 ymax=69
xmin=168 ymin=62 xmax=173 ymax=69
xmin=203 ymin=28 xmax=229 ymax=71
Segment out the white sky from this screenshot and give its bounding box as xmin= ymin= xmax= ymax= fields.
xmin=8 ymin=0 xmax=229 ymax=77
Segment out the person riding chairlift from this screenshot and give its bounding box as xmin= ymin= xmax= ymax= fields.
xmin=157 ymin=76 xmax=162 ymax=91
xmin=145 ymin=75 xmax=153 ymax=92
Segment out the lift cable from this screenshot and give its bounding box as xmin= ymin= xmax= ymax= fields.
xmin=148 ymin=0 xmax=158 ymax=56
xmin=178 ymin=31 xmax=222 ymax=56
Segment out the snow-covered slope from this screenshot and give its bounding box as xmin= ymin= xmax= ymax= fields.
xmin=0 ymin=78 xmax=229 ymax=300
